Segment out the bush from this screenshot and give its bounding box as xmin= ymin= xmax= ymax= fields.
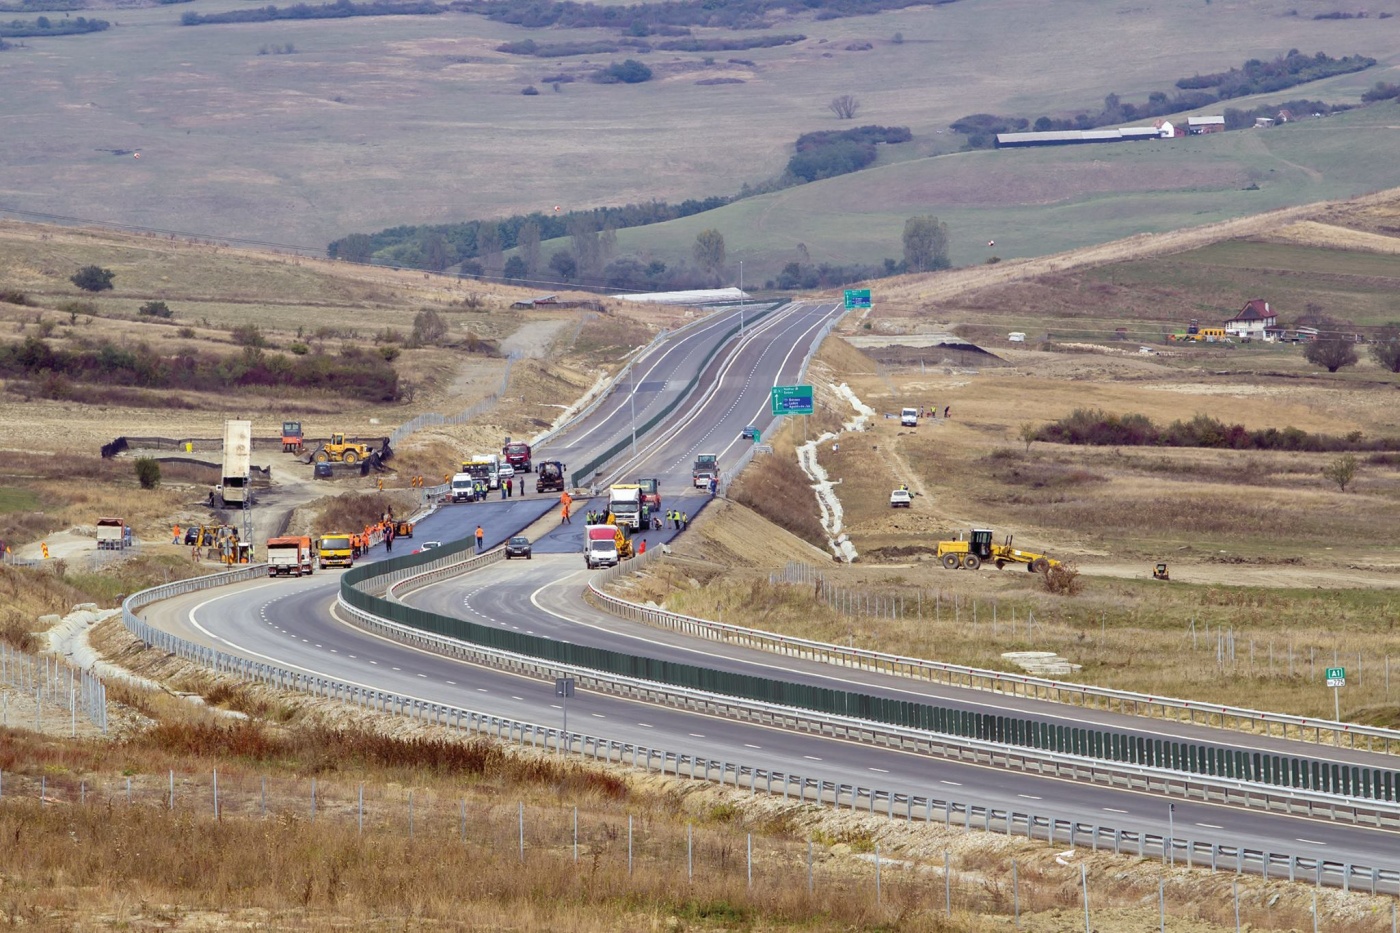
xmin=1041 ymin=560 xmax=1082 ymax=596
xmin=0 ymin=289 xmax=31 ymax=306
xmin=410 ymin=309 xmax=448 ymax=347
xmin=230 ymin=324 xmax=267 ymax=348
xmin=521 ymin=85 xmax=539 ymax=95
xmin=288 ymin=341 xmax=309 ymax=355
xmin=71 ymin=265 xmax=115 ymax=292
xmin=134 ymin=457 xmax=161 ymax=490
xmin=378 ymin=344 xmax=401 ymax=362
xmin=594 ymin=59 xmax=652 ymax=84
xmin=176 ymin=327 xmax=197 ymax=339
xmin=138 ymin=300 xmax=174 ymax=319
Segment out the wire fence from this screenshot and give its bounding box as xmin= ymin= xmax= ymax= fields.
xmin=389 ymin=351 xmax=521 ymax=449
xmin=0 ymin=642 xmax=108 ymax=733
xmin=2 ymin=759 xmax=1399 ymax=927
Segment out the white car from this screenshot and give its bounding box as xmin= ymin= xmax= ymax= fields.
xmin=498 ymin=463 xmax=515 ymax=481
xmin=890 ymin=488 xmax=912 ymax=508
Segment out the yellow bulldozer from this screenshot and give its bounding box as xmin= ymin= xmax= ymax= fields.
xmin=311 ymin=433 xmax=373 ymax=465
xmin=935 ymin=528 xmax=1060 ymax=573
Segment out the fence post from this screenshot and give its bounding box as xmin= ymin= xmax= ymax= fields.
xmin=520 ymin=802 xmax=526 ymax=863
xmin=1013 ymin=859 xmax=1020 ymax=928
xmin=1081 ymin=864 xmax=1090 ymax=933
xmin=945 ymin=850 xmax=951 ymax=916
xmin=628 ymin=814 xmax=633 ymax=875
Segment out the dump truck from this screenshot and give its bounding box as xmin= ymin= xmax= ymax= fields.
xmin=536 ymin=460 xmax=565 ymax=494
xmin=636 ymin=477 xmax=661 ymax=515
xmin=281 ymin=421 xmax=304 ymax=453
xmin=218 ymin=419 xmax=252 ymax=508
xmin=311 ymin=433 xmax=375 ymax=465
xmin=267 ymin=535 xmax=314 ymax=577
xmin=317 ymin=533 xmax=355 ymax=569
xmin=502 ymin=439 xmax=532 ymax=474
xmin=692 ymin=454 xmax=718 ymax=490
xmin=461 ymin=457 xmax=496 ymax=490
xmin=609 ymin=484 xmax=643 ymax=531
xmin=95 ymin=517 xmax=129 ymax=550
xmin=935 ymin=528 xmax=1059 ymax=573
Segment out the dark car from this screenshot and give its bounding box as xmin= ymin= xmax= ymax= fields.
xmin=183 ymin=527 xmax=199 ymax=545
xmin=313 ymin=462 xmax=334 ymax=480
xmin=504 ymin=535 xmax=532 ymax=560
xmin=741 ymin=425 xmax=760 ymax=441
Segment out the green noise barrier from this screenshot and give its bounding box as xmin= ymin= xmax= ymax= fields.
xmin=344 ymin=521 xmax=1400 ymax=804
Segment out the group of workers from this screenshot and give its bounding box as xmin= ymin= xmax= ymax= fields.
xmin=352 ymin=511 xmax=406 ymax=557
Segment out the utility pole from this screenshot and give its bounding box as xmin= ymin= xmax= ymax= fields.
xmin=739 ymin=260 xmax=744 ymax=337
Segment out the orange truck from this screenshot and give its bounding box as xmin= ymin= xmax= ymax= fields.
xmin=267 ymin=535 xmax=314 ymax=577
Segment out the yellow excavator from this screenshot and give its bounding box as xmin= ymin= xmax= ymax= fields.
xmin=935 ymin=528 xmax=1059 ymax=573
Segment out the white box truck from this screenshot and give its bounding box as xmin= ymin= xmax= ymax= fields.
xmin=218 ymin=419 xmax=252 ymax=508
xmin=608 ymin=484 xmax=643 ymax=530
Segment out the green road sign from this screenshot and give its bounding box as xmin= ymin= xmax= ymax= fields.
xmin=771 ymin=384 xmax=814 ymax=416
xmin=844 ymin=289 xmax=871 ymax=310
xmin=1326 ymin=667 xmax=1346 ymax=687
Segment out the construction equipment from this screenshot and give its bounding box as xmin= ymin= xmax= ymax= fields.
xmin=95 ymin=517 xmax=130 ymax=550
xmin=393 ymin=520 xmax=414 ymax=539
xmin=536 ymin=460 xmax=566 ymax=494
xmin=1153 ymin=562 xmax=1170 ymax=581
xmin=636 ymin=477 xmax=661 ymax=515
xmin=692 ymin=454 xmax=718 ymax=489
xmin=318 ymin=533 xmax=354 ymax=569
xmin=609 ymin=484 xmax=643 ymax=531
xmin=311 ymin=433 xmax=373 ymax=465
xmin=935 ymin=528 xmax=1059 ymax=573
xmin=502 ymin=438 xmax=532 ymax=474
xmin=267 ymin=535 xmax=314 ymax=577
xmin=281 ymin=420 xmax=304 ymax=453
xmin=218 ymin=419 xmax=252 ymax=508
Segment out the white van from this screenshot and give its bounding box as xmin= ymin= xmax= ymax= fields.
xmin=901 ymin=407 xmax=919 ymax=427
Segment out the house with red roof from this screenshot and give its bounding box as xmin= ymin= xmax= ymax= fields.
xmin=1224 ymin=299 xmax=1277 ymax=341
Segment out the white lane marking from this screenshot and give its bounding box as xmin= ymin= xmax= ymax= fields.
xmin=637 ymin=723 xmax=653 ymax=728
xmin=477 ymin=688 xmax=488 ymax=693
xmin=941 ymin=781 xmax=962 ymax=786
xmin=446 ymin=680 xmax=456 ymax=685
xmin=689 ymin=733 xmax=705 ymax=738
xmin=591 ymin=713 xmax=606 ymax=718
xmin=1103 ymin=808 xmax=1129 ymax=814
xmin=1018 ymin=794 xmax=1042 ymax=800
xmin=417 ymin=673 xmax=427 ymax=678
xmin=511 ymin=696 xmax=523 ymax=700
xmin=744 ymin=743 xmax=762 ymax=749
xmin=804 ymin=755 xmax=822 ymax=761
xmin=1296 ymin=838 xmax=1327 ymax=846
xmin=369 ymin=661 xmax=378 ymax=665
xmin=869 ymin=767 xmax=889 ymax=773
xmin=1196 ymin=823 xmax=1222 ymax=829
xmin=550 ymin=704 xmax=562 ymax=709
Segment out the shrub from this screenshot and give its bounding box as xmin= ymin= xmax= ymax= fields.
xmin=134 ymin=457 xmax=161 ymax=490
xmin=230 ymin=324 xmax=267 ymax=348
xmin=0 ymin=289 xmax=31 ymax=306
xmin=594 ymin=59 xmax=652 ymax=84
xmin=410 ymin=309 xmax=447 ymax=347
xmin=1322 ymin=453 xmax=1358 ymax=492
xmin=138 ymin=300 xmax=174 ymax=319
xmin=71 ymin=265 xmax=115 ymax=292
xmin=378 ymin=344 xmax=401 ymax=362
xmin=521 ymin=85 xmax=539 ymax=95
xmin=176 ymin=327 xmax=197 ymax=339
xmin=1041 ymin=560 xmax=1082 ymax=596
xmin=288 ymin=341 xmax=309 ymax=355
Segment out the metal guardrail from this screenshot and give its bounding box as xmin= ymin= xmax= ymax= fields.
xmin=103 ymin=568 xmax=1400 ymax=894
xmin=569 ymin=301 xmax=785 ymax=489
xmin=585 ymin=580 xmax=1400 ymax=755
xmin=332 ymin=548 xmax=1400 ymax=827
xmin=118 ymin=559 xmax=1400 ymax=887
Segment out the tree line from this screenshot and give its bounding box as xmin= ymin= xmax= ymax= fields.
xmin=181 ymin=0 xmax=443 ymax=26
xmin=786 ymin=125 xmax=911 ymax=182
xmin=1034 ymin=408 xmax=1400 ymax=453
xmin=459 ymin=0 xmax=954 ymax=32
xmin=950 ymin=50 xmax=1375 ymax=146
xmin=0 ymin=336 xmax=400 ymax=402
xmin=0 ymin=14 xmax=107 ymax=36
xmin=497 ymin=33 xmax=802 ymax=57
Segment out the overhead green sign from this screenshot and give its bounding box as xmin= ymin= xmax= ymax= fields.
xmin=771 ymin=384 xmax=814 ymax=416
xmin=844 ymin=289 xmax=871 ymax=310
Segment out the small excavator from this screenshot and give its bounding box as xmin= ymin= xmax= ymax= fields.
xmin=1152 ymin=562 xmax=1170 ymax=581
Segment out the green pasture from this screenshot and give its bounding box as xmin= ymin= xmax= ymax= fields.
xmin=2 ymin=0 xmax=1400 ymax=267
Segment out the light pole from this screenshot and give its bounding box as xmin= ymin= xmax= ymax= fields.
xmin=629 ymin=368 xmax=637 ymax=458
xmin=739 ymin=260 xmax=744 ymax=336
xmin=1167 ymin=803 xmax=1175 ymax=865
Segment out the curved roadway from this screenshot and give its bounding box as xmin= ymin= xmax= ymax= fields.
xmin=134 ymin=298 xmax=1400 ymax=868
